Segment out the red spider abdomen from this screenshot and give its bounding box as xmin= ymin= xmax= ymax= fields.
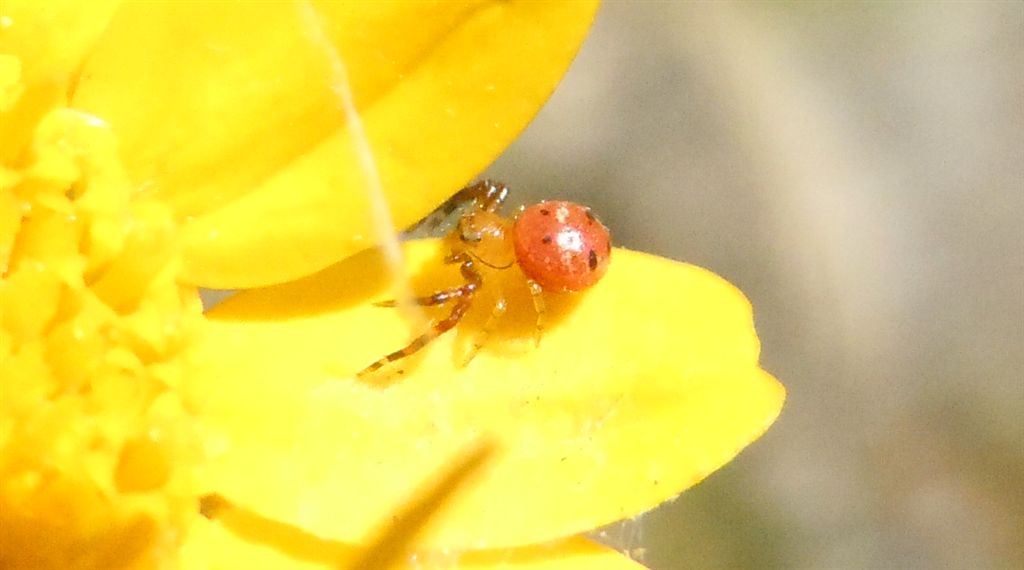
xmin=512 ymin=201 xmax=612 ymax=292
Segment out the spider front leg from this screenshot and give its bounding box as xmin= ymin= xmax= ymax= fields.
xmin=448 ymin=179 xmax=509 ymax=214
xmin=373 ymin=252 xmax=473 ymax=308
xmin=526 ymin=279 xmax=546 ymax=347
xmin=358 ymin=254 xmax=482 ymax=377
xmin=404 ymin=180 xmax=509 ymax=236
xmin=373 ymin=286 xmax=473 ymax=308
xmin=461 ymin=294 xmax=508 ymax=366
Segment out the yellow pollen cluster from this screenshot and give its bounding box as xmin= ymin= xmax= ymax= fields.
xmin=1 ymin=68 xmax=203 ymax=569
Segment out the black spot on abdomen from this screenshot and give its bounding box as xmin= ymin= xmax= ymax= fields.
xmin=588 ymin=249 xmax=598 ymax=270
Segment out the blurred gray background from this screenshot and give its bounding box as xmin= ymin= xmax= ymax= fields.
xmin=484 ymin=3 xmax=1023 ymax=569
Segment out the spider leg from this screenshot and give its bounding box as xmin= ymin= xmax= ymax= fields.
xmin=373 ymin=286 xmax=472 ymax=308
xmin=443 ymin=252 xmax=468 ymax=264
xmin=404 ymin=180 xmax=509 ymax=235
xmin=462 ymin=295 xmax=508 ymax=366
xmin=526 ymin=279 xmax=546 ymax=347
xmin=358 ymin=255 xmax=481 ymax=376
xmin=449 ymin=179 xmax=509 ymax=213
xmin=372 ymin=252 xmax=474 ymax=307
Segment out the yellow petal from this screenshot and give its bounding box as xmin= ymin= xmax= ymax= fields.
xmin=0 ymin=0 xmax=120 ymax=86
xmin=186 ymin=445 xmax=645 ymax=569
xmin=456 ymin=540 xmax=651 ymax=570
xmin=186 ymin=241 xmax=784 ymax=549
xmin=184 ymin=512 xmax=646 ymax=570
xmin=70 ymin=1 xmax=599 ymax=288
xmin=0 ymin=0 xmax=121 ymax=160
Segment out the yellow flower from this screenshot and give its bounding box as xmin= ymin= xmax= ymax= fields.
xmin=1 ymin=2 xmax=784 ymax=569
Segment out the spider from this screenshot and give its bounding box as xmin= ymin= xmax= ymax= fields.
xmin=358 ymin=180 xmax=612 ymax=376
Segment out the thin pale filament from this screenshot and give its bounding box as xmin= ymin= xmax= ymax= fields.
xmin=296 ymin=0 xmax=424 ymax=336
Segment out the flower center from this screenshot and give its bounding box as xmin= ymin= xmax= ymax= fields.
xmin=1 ymin=65 xmax=205 ymax=569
